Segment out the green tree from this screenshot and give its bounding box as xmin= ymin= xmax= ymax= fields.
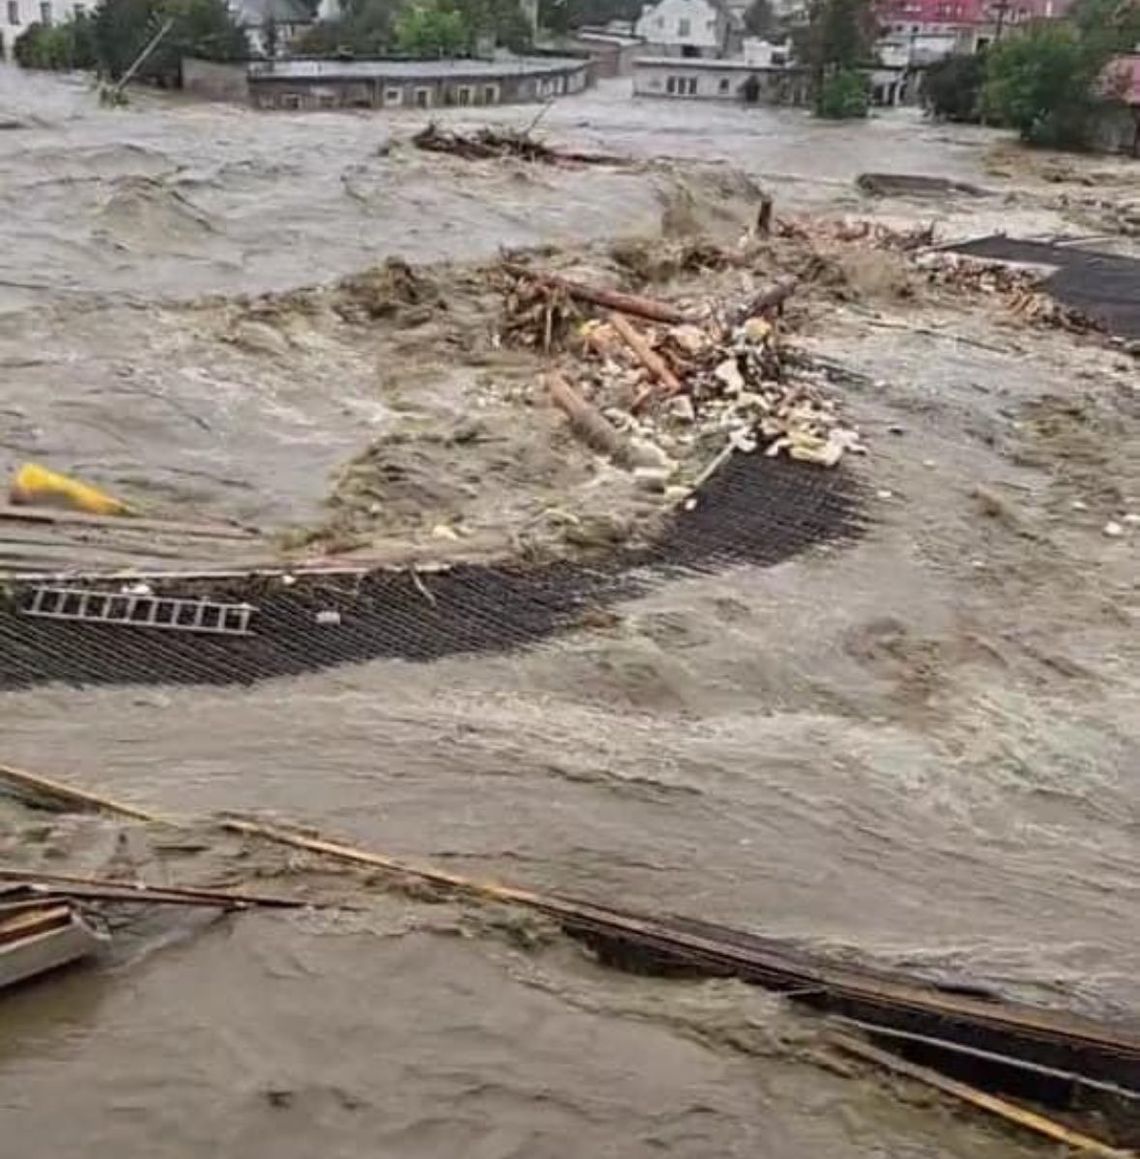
xmin=1068 ymin=0 xmax=1140 ymax=55
xmin=816 ymin=66 xmax=868 ymax=117
xmin=92 ymin=0 xmax=247 ymax=84
xmin=743 ymin=0 xmax=777 ymax=37
xmin=14 ymin=12 xmax=98 ymax=70
xmin=536 ymin=0 xmax=640 ymax=35
xmin=797 ymin=0 xmax=875 ymax=117
xmin=983 ymin=21 xmax=1102 ymax=147
xmin=924 ymin=52 xmax=985 ymax=122
xmin=394 ymin=1 xmax=467 ymax=54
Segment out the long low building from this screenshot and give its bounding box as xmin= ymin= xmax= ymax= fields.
xmin=244 ymin=55 xmax=592 ymax=110
xmin=633 ymin=56 xmax=809 ymax=104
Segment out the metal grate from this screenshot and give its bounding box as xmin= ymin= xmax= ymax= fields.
xmin=0 ymin=453 xmax=866 ymax=692
xmin=20 ymin=587 xmax=255 ymax=636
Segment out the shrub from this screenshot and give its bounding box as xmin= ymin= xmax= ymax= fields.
xmin=815 ymin=67 xmax=868 ymax=119
xmin=924 ymin=52 xmax=985 ymax=122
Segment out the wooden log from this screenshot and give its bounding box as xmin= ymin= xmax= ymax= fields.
xmin=0 ymin=904 xmax=72 ymax=946
xmin=546 ymin=372 xmax=634 ymax=469
xmin=503 ymin=263 xmax=695 ymax=326
xmin=0 ymin=869 xmax=331 ymax=911
xmin=0 ymin=762 xmax=158 ymax=822
xmin=221 ymin=816 xmax=1140 ymax=1098
xmin=731 ymin=276 xmax=798 ymax=326
xmin=608 ymin=312 xmax=683 ymax=409
xmin=0 ymin=503 xmax=256 ymax=540
xmin=831 ymin=1034 xmax=1132 ymax=1158
xmin=757 ymin=194 xmax=773 ymax=236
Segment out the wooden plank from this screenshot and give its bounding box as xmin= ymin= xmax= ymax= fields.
xmin=831 ymin=1033 xmax=1133 ymax=1158
xmin=0 ymin=763 xmax=158 ymax=821
xmin=220 ymin=818 xmax=1140 ymax=1095
xmin=0 ymin=904 xmax=72 ymax=945
xmin=0 ymin=504 xmax=257 ymax=541
xmin=0 ymin=868 xmax=341 ymax=911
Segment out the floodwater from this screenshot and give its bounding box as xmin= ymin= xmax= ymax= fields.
xmin=2 ymin=65 xmax=1139 ymax=1158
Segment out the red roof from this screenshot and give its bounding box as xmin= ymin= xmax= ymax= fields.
xmin=1104 ymin=54 xmax=1140 ymax=105
xmin=876 ymin=0 xmax=1071 ymax=27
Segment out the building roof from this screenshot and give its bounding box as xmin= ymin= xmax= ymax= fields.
xmin=248 ymin=56 xmax=588 ymax=81
xmin=876 ymin=0 xmax=1072 ymax=27
xmin=634 ymin=55 xmax=801 ymax=70
xmin=230 ymin=0 xmax=312 ymax=26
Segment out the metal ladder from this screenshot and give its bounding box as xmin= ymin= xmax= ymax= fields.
xmin=20 ymin=587 xmax=256 ymax=637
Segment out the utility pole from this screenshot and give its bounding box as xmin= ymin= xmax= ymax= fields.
xmin=991 ymin=0 xmax=1010 ymax=41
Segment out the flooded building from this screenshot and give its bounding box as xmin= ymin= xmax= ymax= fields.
xmin=633 ymin=56 xmax=808 ymax=103
xmin=245 ymin=55 xmax=591 ymax=110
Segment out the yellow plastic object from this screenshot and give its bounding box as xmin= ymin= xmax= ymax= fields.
xmin=9 ymin=463 xmax=131 ymax=517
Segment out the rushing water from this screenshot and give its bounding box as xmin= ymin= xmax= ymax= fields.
xmin=1 ymin=66 xmax=1138 ymax=1159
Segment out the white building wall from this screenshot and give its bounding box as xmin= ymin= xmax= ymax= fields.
xmin=635 ymin=0 xmax=726 ymax=55
xmin=3 ymin=0 xmax=87 ymax=58
xmin=634 ymin=60 xmax=752 ymax=98
xmin=741 ymin=36 xmax=790 ymax=66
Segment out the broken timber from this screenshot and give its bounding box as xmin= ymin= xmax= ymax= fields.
xmin=2 ymin=761 xmax=1135 ymax=1141
xmin=222 ymin=819 xmax=1140 ymax=1111
xmin=503 ymin=263 xmax=696 ymax=326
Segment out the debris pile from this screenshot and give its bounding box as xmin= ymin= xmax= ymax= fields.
xmin=777 ymin=215 xmax=936 ymax=252
xmin=411 ymin=123 xmax=622 ymax=167
xmin=914 ymin=251 xmax=1102 ymax=333
xmin=498 ymin=263 xmax=866 ymax=486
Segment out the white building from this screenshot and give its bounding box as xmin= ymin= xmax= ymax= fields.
xmin=227 ymin=0 xmax=313 ymax=57
xmin=633 ymin=54 xmax=808 ymax=101
xmin=741 ymin=35 xmax=790 ymax=66
xmin=634 ymin=0 xmax=739 ymax=59
xmin=2 ymin=0 xmax=86 ymax=58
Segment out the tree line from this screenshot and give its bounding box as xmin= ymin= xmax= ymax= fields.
xmin=14 ymin=0 xmax=247 ymax=80
xmin=925 ymin=0 xmax=1139 ymax=147
xmin=13 ymin=0 xmax=534 ymax=77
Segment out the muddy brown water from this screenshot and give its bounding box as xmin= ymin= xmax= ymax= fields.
xmin=2 ymin=67 xmax=1139 ymax=1158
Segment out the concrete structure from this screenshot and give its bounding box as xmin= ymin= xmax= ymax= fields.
xmin=183 ymin=57 xmax=251 ymax=102
xmin=634 ymin=0 xmax=739 ymax=59
xmin=247 ymin=55 xmax=591 ymax=110
xmin=554 ymin=27 xmax=645 ymax=77
xmin=633 ymin=55 xmax=808 ymax=102
xmin=2 ymin=0 xmax=83 ymax=60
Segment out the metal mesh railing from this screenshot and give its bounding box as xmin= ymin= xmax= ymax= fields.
xmin=0 ymin=453 xmax=865 ymax=692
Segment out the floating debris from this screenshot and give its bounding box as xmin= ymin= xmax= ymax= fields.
xmin=0 ymin=892 xmax=108 ymax=991
xmin=500 ymin=263 xmax=865 ymax=484
xmin=411 ymin=123 xmax=624 ymax=167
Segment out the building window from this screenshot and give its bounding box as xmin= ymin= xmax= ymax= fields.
xmin=666 ymin=76 xmax=676 ymax=94
xmin=384 ymin=87 xmax=401 ymax=105
xmin=483 ymin=85 xmax=497 ymax=104
xmin=457 ymin=86 xmax=470 ymax=106
xmin=718 ymin=77 xmax=729 ymax=94
xmin=38 ymin=0 xmax=48 ymax=22
xmin=414 ymin=87 xmax=430 ymax=108
xmin=687 ymin=76 xmax=697 ymax=94
xmin=677 ymin=16 xmax=690 ymax=35
xmin=6 ymin=0 xmax=17 ymax=23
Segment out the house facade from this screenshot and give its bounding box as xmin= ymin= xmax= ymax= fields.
xmin=634 ymin=0 xmax=738 ymax=59
xmin=632 ymin=56 xmax=808 ymax=102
